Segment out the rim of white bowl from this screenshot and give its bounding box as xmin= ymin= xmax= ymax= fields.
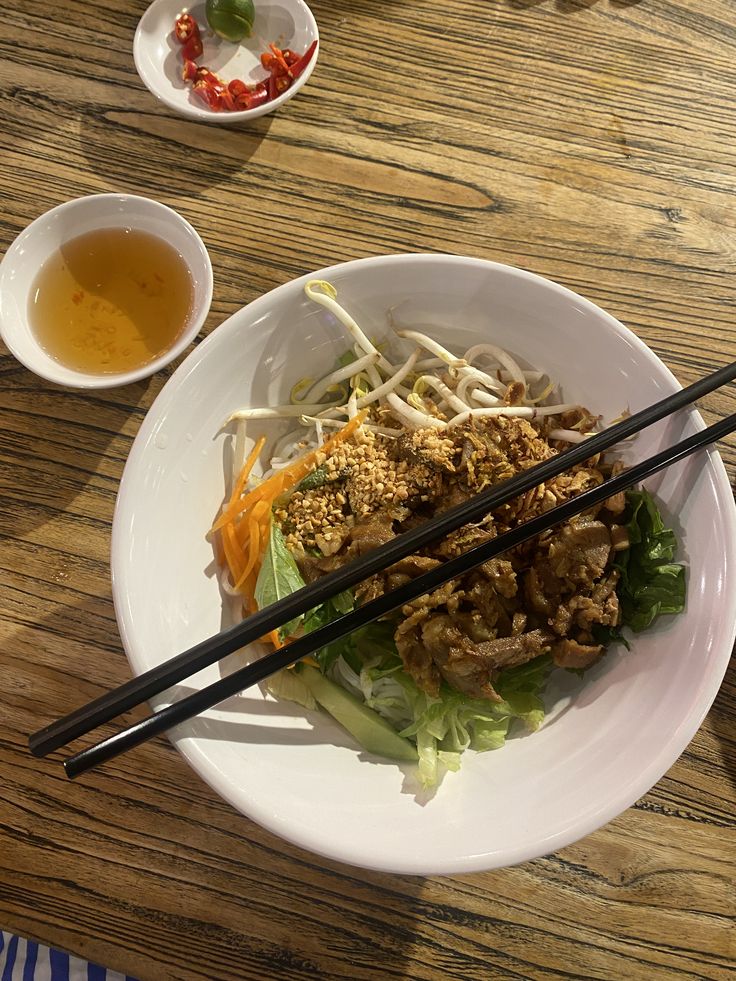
xmin=0 ymin=193 xmax=213 ymax=390
xmin=112 ymin=253 xmax=736 ymax=874
xmin=133 ymin=0 xmax=320 ymax=123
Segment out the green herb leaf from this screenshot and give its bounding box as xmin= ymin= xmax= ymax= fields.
xmin=591 ymin=623 xmax=630 ymax=651
xmin=296 ymin=465 xmax=329 ymax=492
xmin=495 ymin=652 xmax=552 ymax=697
xmin=303 ymin=591 xmax=356 ymax=670
xmin=254 ymin=522 xmax=307 ymax=640
xmin=615 ymin=489 xmax=686 ymax=633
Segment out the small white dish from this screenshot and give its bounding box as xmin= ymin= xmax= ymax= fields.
xmin=111 ymin=254 xmax=736 ymax=875
xmin=0 ymin=193 xmax=213 ymax=389
xmin=134 ymin=0 xmax=319 ymax=123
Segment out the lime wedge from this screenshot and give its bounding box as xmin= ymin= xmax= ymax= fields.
xmin=206 ymin=0 xmax=255 ymax=42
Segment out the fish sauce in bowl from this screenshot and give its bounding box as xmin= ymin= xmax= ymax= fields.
xmin=29 ymin=227 xmax=194 ymax=375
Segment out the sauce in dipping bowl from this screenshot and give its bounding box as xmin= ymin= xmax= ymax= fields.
xmin=0 ymin=194 xmax=212 ymax=388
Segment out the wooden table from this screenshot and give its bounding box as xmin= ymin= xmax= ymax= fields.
xmin=2 ymin=1 xmax=735 ymax=978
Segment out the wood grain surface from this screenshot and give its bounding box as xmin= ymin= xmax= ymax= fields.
xmin=1 ymin=1 xmax=735 ymax=978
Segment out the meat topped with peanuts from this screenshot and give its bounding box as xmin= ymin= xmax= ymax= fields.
xmin=274 ymin=412 xmax=628 ymax=702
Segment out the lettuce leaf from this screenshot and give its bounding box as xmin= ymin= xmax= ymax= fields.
xmin=265 ymin=663 xmax=318 ymax=710
xmin=303 ymin=590 xmax=355 ymax=670
xmin=345 ymin=640 xmax=551 ymax=788
xmin=615 ymin=489 xmax=686 ymax=632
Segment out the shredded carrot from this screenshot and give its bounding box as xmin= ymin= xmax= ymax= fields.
xmin=234 ymin=521 xmax=267 ymax=589
xmin=228 ymin=435 xmax=266 ymax=512
xmin=234 ymin=515 xmax=262 ymax=590
xmin=212 ymin=411 xmax=367 ymax=533
xmin=215 ymin=413 xmax=366 ymax=647
xmin=241 ymin=571 xmax=258 ymax=612
xmin=221 ymin=523 xmax=245 ymax=585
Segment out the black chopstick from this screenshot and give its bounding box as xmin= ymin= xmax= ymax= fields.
xmin=62 ymin=411 xmax=736 ymax=778
xmin=28 ymin=360 xmax=736 ymax=760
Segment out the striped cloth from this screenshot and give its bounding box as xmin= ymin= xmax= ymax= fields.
xmin=0 ymin=933 xmax=139 ymax=981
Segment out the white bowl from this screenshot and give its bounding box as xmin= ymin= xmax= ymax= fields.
xmin=0 ymin=194 xmax=213 ymax=389
xmin=111 ymin=254 xmax=736 ymax=874
xmin=134 ymin=0 xmax=319 ymax=123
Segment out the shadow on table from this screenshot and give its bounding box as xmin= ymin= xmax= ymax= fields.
xmin=0 ymin=358 xmax=154 ymax=538
xmin=78 ymin=108 xmax=274 ymax=198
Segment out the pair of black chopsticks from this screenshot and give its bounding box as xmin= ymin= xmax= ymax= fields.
xmin=29 ymin=361 xmax=736 ymax=778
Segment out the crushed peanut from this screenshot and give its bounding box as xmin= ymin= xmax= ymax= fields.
xmin=277 ymin=413 xmax=603 ymax=555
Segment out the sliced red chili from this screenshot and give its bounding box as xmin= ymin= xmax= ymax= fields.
xmin=290 ymin=39 xmax=318 ymax=80
xmin=220 ymin=88 xmax=237 ymax=111
xmin=175 ymin=14 xmax=199 ymax=44
xmin=182 ymin=58 xmax=198 ymax=82
xmin=192 ymin=80 xmax=222 ymax=110
xmin=195 ymin=66 xmax=221 ymax=85
xmin=181 ymin=35 xmax=203 ymax=61
xmin=246 ymin=85 xmax=270 ymax=109
xmin=269 ymin=43 xmax=293 ymax=78
xmin=173 ymin=14 xmax=315 ymax=113
xmin=235 ymin=85 xmax=269 ymax=111
xmin=228 ymin=79 xmax=248 ymax=98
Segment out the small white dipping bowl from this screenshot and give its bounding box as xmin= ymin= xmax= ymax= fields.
xmin=134 ymin=0 xmax=319 ymax=123
xmin=0 ymin=193 xmax=213 ymax=389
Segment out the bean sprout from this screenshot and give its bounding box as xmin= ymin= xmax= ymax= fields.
xmin=548 ymin=429 xmax=594 ymax=443
xmin=468 ymin=388 xmax=504 ymax=407
xmin=297 ymin=351 xmax=381 ymax=404
xmin=347 ymin=388 xmax=358 ymax=419
xmin=455 ymin=364 xmax=506 ymax=395
xmin=270 ymin=427 xmax=307 ymax=460
xmin=533 ymin=403 xmax=584 ymax=417
xmin=449 ymin=406 xmax=535 ymax=427
xmin=524 ymin=380 xmax=555 ymax=406
xmin=358 ymin=354 xmax=443 ymax=428
xmin=412 ymin=357 xmax=446 ymax=372
xmin=355 ymin=350 xmax=421 ymax=409
xmin=300 ymin=416 xmax=402 ymax=437
xmin=305 ymin=280 xmax=393 ymax=372
xmin=227 ymin=402 xmax=341 ymax=422
xmin=395 ymin=329 xmax=467 ymax=369
xmin=500 ymin=369 xmax=546 ymax=383
xmin=224 ymin=281 xmax=607 ymax=471
xmin=218 ymin=566 xmax=242 ymax=597
xmin=413 ymin=375 xmax=470 ymax=415
xmin=387 ymin=392 xmax=447 ymax=429
xmin=464 ymin=344 xmax=526 ymax=387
